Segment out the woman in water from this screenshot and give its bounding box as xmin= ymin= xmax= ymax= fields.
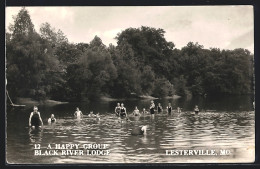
xmin=48 ymin=114 xmax=56 ymax=123
xmin=120 ymin=103 xmax=127 ymax=118
xmin=115 ymin=103 xmax=121 ymax=116
xmin=150 ymin=100 xmax=155 ymax=114
xmin=157 ymin=103 xmax=163 ymax=113
xmin=133 ymin=106 xmax=140 ymax=116
xmin=166 ymin=103 xmax=172 ymax=114
xmin=74 ymin=107 xmax=83 ymax=117
xmin=29 ymin=106 xmax=43 ymax=129
xmin=194 ymin=105 xmax=199 ymax=114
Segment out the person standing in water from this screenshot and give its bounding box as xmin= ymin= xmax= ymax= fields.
xmin=29 ymin=106 xmax=43 ymax=129
xmin=177 ymin=107 xmax=181 ymax=113
xmin=194 ymin=105 xmax=199 ymax=114
xmin=74 ymin=107 xmax=83 ymax=117
xmin=120 ymin=103 xmax=127 ymax=118
xmin=48 ymin=114 xmax=56 ymax=123
xmin=166 ymin=103 xmax=172 ymax=114
xmin=150 ymin=100 xmax=155 ymax=119
xmin=115 ymin=103 xmax=121 ymax=116
xmin=157 ymin=103 xmax=163 ymax=113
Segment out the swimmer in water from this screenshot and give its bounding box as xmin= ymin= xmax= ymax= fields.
xmin=166 ymin=103 xmax=172 ymax=114
xmin=48 ymin=114 xmax=56 ymax=123
xmin=133 ymin=106 xmax=140 ymax=116
xmin=96 ymin=112 xmax=100 ymax=121
xmin=74 ymin=107 xmax=83 ymax=117
xmin=194 ymin=105 xmax=199 ymax=114
xmin=150 ymin=100 xmax=155 ymax=119
xmin=115 ymin=103 xmax=121 ymax=116
xmin=157 ymin=103 xmax=163 ymax=113
xmin=120 ymin=103 xmax=127 ymax=118
xmin=141 ymin=108 xmax=149 ymax=114
xmin=29 ymin=106 xmax=43 ymax=129
xmin=177 ymin=107 xmax=181 ymax=113
xmin=88 ymin=111 xmax=96 ymax=117
xmin=131 ymin=125 xmax=148 ymax=135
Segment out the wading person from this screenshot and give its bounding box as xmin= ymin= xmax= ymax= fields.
xmin=29 ymin=106 xmax=43 ymax=129
xmin=166 ymin=103 xmax=172 ymax=114
xmin=133 ymin=106 xmax=140 ymax=116
xmin=150 ymin=100 xmax=155 ymax=119
xmin=74 ymin=107 xmax=83 ymax=118
xmin=48 ymin=114 xmax=56 ymax=123
xmin=120 ymin=103 xmax=127 ymax=118
xmin=157 ymin=103 xmax=163 ymax=113
xmin=88 ymin=111 xmax=96 ymax=117
xmin=177 ymin=107 xmax=181 ymax=113
xmin=194 ymin=105 xmax=199 ymax=114
xmin=115 ymin=103 xmax=121 ymax=116
xmin=141 ymin=108 xmax=149 ymax=114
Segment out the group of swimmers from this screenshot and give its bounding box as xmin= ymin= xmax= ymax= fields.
xmin=114 ymin=100 xmax=200 ymax=119
xmin=28 ymin=102 xmax=200 ymax=128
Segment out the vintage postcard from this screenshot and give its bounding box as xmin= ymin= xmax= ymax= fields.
xmin=5 ymin=6 xmax=255 ymax=164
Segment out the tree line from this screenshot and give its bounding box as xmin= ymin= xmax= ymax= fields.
xmin=6 ymin=8 xmax=254 ymax=102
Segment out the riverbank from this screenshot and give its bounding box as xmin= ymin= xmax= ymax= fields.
xmin=16 ymin=98 xmax=68 ymax=106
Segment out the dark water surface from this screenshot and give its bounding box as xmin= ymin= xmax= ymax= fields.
xmin=6 ymin=95 xmax=255 ymax=163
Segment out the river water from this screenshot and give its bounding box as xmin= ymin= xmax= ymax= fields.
xmin=6 ymin=95 xmax=255 ymax=164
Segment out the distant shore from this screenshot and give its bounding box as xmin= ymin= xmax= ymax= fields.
xmin=16 ymin=98 xmax=68 ymax=106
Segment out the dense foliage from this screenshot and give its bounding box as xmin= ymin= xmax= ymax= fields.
xmin=6 ymin=8 xmax=254 ymax=101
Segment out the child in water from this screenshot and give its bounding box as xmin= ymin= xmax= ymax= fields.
xmin=48 ymin=114 xmax=56 ymax=123
xmin=194 ymin=105 xmax=199 ymax=114
xmin=74 ymin=107 xmax=83 ymax=117
xmin=29 ymin=106 xmax=43 ymax=129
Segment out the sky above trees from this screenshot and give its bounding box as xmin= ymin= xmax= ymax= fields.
xmin=6 ymin=6 xmax=254 ymax=53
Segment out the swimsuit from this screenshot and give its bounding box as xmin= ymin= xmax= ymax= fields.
xmin=150 ymin=104 xmax=155 ymax=114
xmin=167 ymin=107 xmax=172 ymax=113
xmin=115 ymin=107 xmax=121 ymax=116
xmin=157 ymin=106 xmax=162 ymax=113
xmin=120 ymin=108 xmax=126 ymax=117
xmin=31 ymin=112 xmax=41 ymax=126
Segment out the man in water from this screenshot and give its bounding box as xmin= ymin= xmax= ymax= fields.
xmin=194 ymin=105 xmax=199 ymax=114
xmin=74 ymin=107 xmax=83 ymax=117
xmin=166 ymin=103 xmax=172 ymax=114
xmin=48 ymin=114 xmax=56 ymax=123
xmin=157 ymin=103 xmax=163 ymax=113
xmin=29 ymin=106 xmax=43 ymax=129
xmin=115 ymin=103 xmax=121 ymax=116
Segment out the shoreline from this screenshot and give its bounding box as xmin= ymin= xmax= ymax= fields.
xmin=16 ymin=98 xmax=69 ymax=106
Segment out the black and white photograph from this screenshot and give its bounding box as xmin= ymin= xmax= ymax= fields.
xmin=5 ymin=6 xmax=255 ymax=164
